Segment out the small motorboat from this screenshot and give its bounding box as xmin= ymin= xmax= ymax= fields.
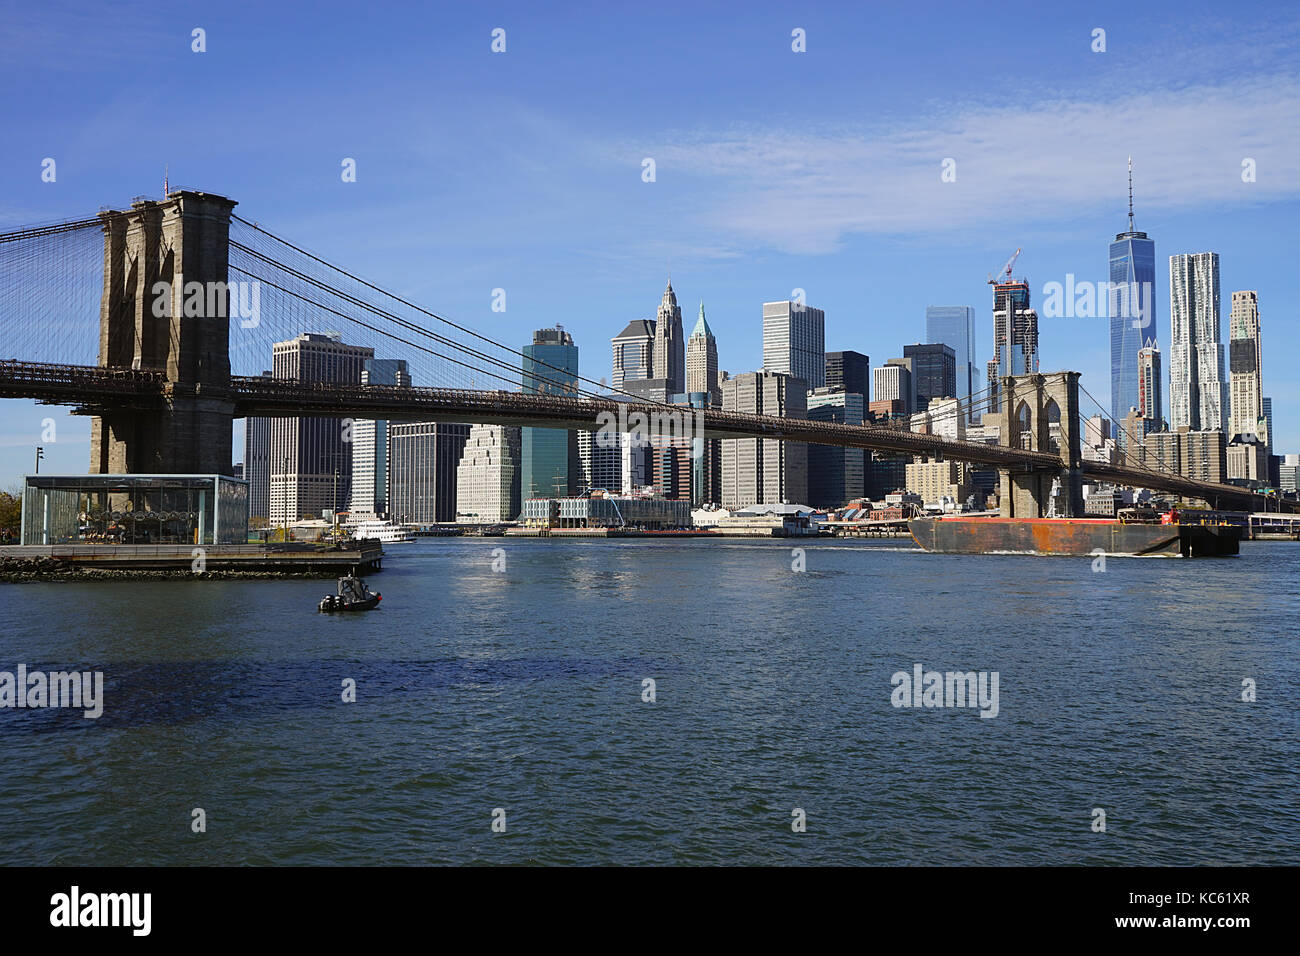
xmin=319 ymin=574 xmax=382 ymax=612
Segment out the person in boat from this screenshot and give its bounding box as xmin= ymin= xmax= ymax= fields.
xmin=338 ymin=575 xmax=371 ymax=602
xmin=320 ymin=573 xmax=381 ymax=612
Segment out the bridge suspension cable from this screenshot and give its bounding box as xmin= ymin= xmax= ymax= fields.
xmin=1074 ymin=380 xmax=1187 ymax=486
xmin=0 ymin=214 xmax=103 ymax=368
xmin=229 ymin=215 xmax=681 ymax=409
xmin=228 ymin=263 xmax=553 ymax=394
xmin=227 ymin=234 xmax=645 ymax=404
xmin=0 ymin=217 xmax=102 ymax=245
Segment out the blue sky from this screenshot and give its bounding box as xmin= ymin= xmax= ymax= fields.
xmin=3 ymin=0 xmax=1299 ymax=485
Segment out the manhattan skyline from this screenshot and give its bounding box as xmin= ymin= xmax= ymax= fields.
xmin=1 ymin=0 xmax=1298 ymax=895
xmin=2 ymin=1 xmax=1298 ymax=485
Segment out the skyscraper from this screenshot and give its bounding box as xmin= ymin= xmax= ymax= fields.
xmin=522 ymin=327 xmax=581 ymax=499
xmin=1085 ymin=415 xmax=1111 ymax=448
xmin=611 ymin=318 xmax=656 ymax=390
xmin=1262 ymin=397 xmax=1274 ymax=449
xmin=824 ymin=350 xmax=870 ymax=399
xmin=269 ymin=333 xmax=373 ymax=523
xmin=1228 ymin=290 xmax=1264 ymax=443
xmin=926 ymin=397 xmax=967 ymax=442
xmin=1226 ymin=438 xmax=1269 ymax=487
xmin=675 ymin=390 xmax=722 ymax=506
xmin=1280 ymin=453 xmax=1298 ymax=493
xmin=1126 ymin=339 xmax=1164 ymax=455
xmin=721 ymin=371 xmax=807 ymax=507
xmin=456 ymin=425 xmax=521 ymax=523
xmin=986 ymin=278 xmax=1038 ymax=412
xmin=1109 ymin=158 xmax=1157 ymax=423
xmin=806 ymin=388 xmax=865 ymax=508
xmin=873 ymin=363 xmax=913 ymax=416
xmin=349 ymin=358 xmax=410 ymax=517
xmin=620 ymin=379 xmax=671 ymax=405
xmin=577 ymin=427 xmax=622 ymax=495
xmin=651 ymin=438 xmax=693 ymax=501
xmin=1169 ymin=252 xmax=1226 ymax=431
xmin=653 ymin=281 xmax=685 ymax=395
xmin=1144 ymin=430 xmax=1181 ymax=475
xmin=1138 ymin=340 xmax=1162 ymax=424
xmin=903 ymin=343 xmax=956 ymax=412
xmin=763 ymin=300 xmax=825 ymax=389
xmin=388 ymin=422 xmax=470 ymax=523
xmin=1182 ymin=429 xmax=1227 ymax=484
xmin=925 ymin=307 xmax=975 ymax=421
xmin=686 ymin=302 xmax=720 ymax=404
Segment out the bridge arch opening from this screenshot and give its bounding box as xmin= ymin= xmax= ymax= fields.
xmin=1015 ymin=400 xmax=1032 ymax=451
xmin=1044 ymin=398 xmax=1061 ymax=454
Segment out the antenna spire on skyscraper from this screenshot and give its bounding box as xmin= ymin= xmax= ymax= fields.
xmin=1127 ymin=156 xmax=1134 ymax=231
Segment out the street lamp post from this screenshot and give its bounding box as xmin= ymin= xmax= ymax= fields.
xmin=35 ymin=446 xmax=44 ymax=474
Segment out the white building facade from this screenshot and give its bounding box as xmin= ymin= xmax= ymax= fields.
xmin=455 ymin=424 xmax=520 ymax=524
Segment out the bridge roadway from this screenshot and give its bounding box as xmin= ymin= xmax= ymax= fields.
xmin=1 ymin=359 xmax=1291 ymax=511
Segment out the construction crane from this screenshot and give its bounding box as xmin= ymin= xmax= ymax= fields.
xmin=988 ymin=248 xmax=1021 ymax=284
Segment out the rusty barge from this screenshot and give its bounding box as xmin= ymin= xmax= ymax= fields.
xmin=907 ymin=515 xmax=1241 ymax=557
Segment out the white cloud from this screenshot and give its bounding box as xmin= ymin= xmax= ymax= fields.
xmin=640 ymin=76 xmax=1300 ymax=254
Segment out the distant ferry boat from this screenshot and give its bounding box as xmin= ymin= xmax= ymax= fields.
xmin=347 ymin=519 xmax=415 ymax=544
xmin=908 ymin=512 xmax=1241 ymax=558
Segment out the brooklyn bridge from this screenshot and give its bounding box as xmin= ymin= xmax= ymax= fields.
xmin=1 ymin=190 xmax=1288 ymax=515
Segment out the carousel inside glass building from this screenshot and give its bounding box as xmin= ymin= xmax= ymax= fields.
xmin=20 ymin=474 xmax=249 ymax=546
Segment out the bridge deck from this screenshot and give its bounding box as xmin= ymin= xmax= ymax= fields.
xmin=1 ymin=359 xmax=1292 ymax=513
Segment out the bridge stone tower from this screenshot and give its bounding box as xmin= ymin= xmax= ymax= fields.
xmin=90 ymin=191 xmax=238 ymax=475
xmin=995 ymin=371 xmax=1085 ymax=517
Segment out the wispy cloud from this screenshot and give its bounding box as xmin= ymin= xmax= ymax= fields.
xmin=0 ymin=0 xmax=174 ymax=71
xmin=631 ymin=75 xmax=1300 ymax=254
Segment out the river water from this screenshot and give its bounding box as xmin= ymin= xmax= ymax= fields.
xmin=1 ymin=537 xmax=1296 ymax=865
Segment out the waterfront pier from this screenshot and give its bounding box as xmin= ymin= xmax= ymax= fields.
xmin=0 ymin=540 xmax=384 ymax=579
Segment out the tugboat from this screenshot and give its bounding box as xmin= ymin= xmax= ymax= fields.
xmin=319 ymin=574 xmax=382 ymax=612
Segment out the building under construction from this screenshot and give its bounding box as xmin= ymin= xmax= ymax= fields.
xmin=985 ymin=272 xmax=1040 ymax=413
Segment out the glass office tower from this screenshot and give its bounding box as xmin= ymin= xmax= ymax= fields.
xmin=349 ymin=358 xmax=411 ymax=517
xmin=1109 ymin=160 xmax=1156 ymax=422
xmin=925 ymin=306 xmax=975 ymax=421
xmin=1109 ymin=232 xmax=1156 ymax=420
xmin=824 ymin=350 xmax=870 ymax=399
xmin=903 ymin=342 xmax=957 ymax=413
xmin=522 ymin=327 xmax=580 ymax=499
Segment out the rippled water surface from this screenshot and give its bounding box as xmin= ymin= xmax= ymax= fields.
xmin=1 ymin=537 xmax=1297 ymax=865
